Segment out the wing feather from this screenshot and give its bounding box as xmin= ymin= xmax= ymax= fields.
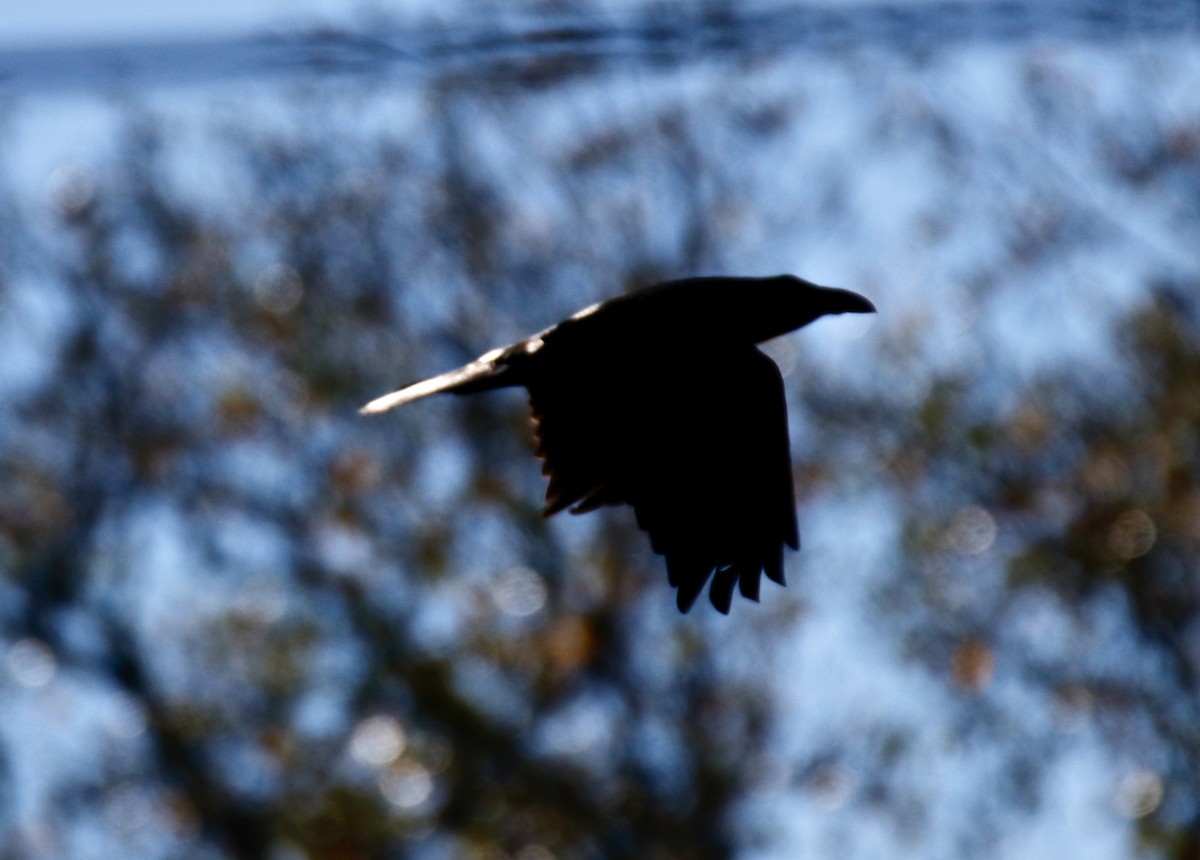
xmin=528 ymin=344 xmax=798 ymax=613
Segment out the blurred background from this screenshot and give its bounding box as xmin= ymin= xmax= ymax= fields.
xmin=2 ymin=1 xmax=1199 ymax=858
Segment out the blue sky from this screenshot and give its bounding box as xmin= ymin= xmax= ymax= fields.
xmin=0 ymin=0 xmax=366 ymax=46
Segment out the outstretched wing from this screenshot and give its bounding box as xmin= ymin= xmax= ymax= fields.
xmin=529 ymin=344 xmax=798 ymax=614
xmin=360 ymin=338 xmax=542 ymax=415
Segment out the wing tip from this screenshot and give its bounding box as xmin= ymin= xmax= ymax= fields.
xmin=670 ymin=555 xmax=711 ymax=614
xmin=708 ymin=568 xmax=736 ymax=614
xmin=738 ymin=569 xmax=762 ymax=602
xmin=359 ymin=399 xmax=387 ymax=416
xmin=671 ymin=551 xmax=792 ymax=613
xmin=359 ymin=386 xmax=421 ymax=415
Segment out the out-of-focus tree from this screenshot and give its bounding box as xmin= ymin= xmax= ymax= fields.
xmin=807 ymin=285 xmax=1200 ymax=857
xmin=1 ymin=25 xmax=1198 ymax=860
xmin=1 ymin=93 xmax=793 ymax=860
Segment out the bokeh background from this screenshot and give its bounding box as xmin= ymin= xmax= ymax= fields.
xmin=2 ymin=2 xmax=1199 ymax=858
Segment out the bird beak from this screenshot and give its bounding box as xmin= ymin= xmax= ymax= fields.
xmin=821 ymin=287 xmax=876 ymax=315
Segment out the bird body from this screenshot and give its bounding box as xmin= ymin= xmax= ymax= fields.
xmin=362 ymin=275 xmax=874 ymax=613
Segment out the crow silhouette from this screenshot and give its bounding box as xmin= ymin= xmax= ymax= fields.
xmin=362 ymin=275 xmax=875 ymax=613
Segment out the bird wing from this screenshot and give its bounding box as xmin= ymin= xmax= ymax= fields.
xmin=529 ymin=344 xmax=798 ymax=614
xmin=528 ymin=369 xmax=631 ymax=517
xmin=360 ymin=338 xmax=544 ymax=415
xmin=360 ymin=358 xmax=501 ymax=414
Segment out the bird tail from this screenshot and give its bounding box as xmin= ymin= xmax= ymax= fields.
xmin=359 ymin=350 xmax=520 ymax=415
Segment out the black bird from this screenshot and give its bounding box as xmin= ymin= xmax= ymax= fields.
xmin=362 ymin=275 xmax=875 ymax=614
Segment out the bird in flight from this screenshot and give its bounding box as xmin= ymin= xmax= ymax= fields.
xmin=362 ymin=275 xmax=875 ymax=614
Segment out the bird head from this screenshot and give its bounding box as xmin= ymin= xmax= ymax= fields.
xmin=761 ymin=274 xmax=874 ymax=341
xmin=703 ymin=275 xmax=876 ymax=344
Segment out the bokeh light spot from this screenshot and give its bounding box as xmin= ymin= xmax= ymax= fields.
xmin=48 ymin=162 xmax=96 ymax=220
xmin=1114 ymin=769 xmax=1163 ymax=818
xmin=1081 ymin=448 xmax=1130 ymax=498
xmin=253 ymin=263 xmax=304 ymax=315
xmin=349 ymin=715 xmax=407 ymax=767
xmin=6 ymin=638 xmax=57 ymax=688
xmin=1107 ymin=509 xmax=1156 ymax=561
xmin=379 ymin=762 xmax=434 ymax=809
xmin=945 ymin=506 xmax=997 ymax=556
xmin=806 ymin=763 xmax=855 ymax=810
xmin=493 ymin=566 xmax=548 ymax=617
xmin=315 ymin=520 xmax=374 ymax=575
